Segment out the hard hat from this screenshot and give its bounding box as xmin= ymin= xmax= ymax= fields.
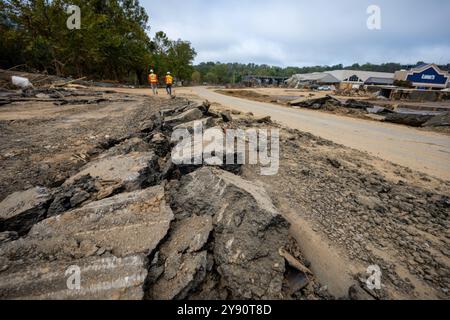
xmin=150 ymin=69 xmax=154 ymax=73
xmin=167 ymin=72 xmax=171 ymax=75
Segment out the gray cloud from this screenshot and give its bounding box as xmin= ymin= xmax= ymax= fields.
xmin=142 ymin=0 xmax=450 ymax=66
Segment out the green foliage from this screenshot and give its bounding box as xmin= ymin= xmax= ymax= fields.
xmin=204 ymin=72 xmax=218 ymax=84
xmin=194 ymin=62 xmax=347 ymax=84
xmin=191 ymin=70 xmax=201 ymax=84
xmin=0 ymin=0 xmax=196 ymax=84
xmin=148 ymin=32 xmax=196 ymax=83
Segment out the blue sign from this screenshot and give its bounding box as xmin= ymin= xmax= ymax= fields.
xmin=406 ymin=66 xmax=448 ymax=85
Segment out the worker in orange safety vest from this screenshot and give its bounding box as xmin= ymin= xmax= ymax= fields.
xmin=148 ymin=70 xmax=158 ymax=95
xmin=165 ymin=72 xmax=174 ymax=96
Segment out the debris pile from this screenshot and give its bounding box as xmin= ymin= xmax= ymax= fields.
xmin=382 ymin=113 xmax=435 ymax=127
xmin=423 ymin=112 xmax=450 ymax=127
xmin=215 ymin=89 xmax=272 ymax=104
xmin=0 ymin=97 xmax=321 ymax=300
xmin=0 ymin=69 xmax=140 ymax=107
xmin=0 ymin=86 xmax=133 ymax=107
xmin=288 ymin=95 xmax=450 ymax=128
xmin=288 ymin=95 xmax=343 ymax=111
xmin=335 ymin=88 xmax=369 ymax=97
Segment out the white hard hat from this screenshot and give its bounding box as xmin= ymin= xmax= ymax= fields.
xmin=150 ymin=69 xmax=154 ymax=73
xmin=167 ymin=72 xmax=171 ymax=75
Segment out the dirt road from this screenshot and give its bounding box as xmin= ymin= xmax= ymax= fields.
xmin=182 ymin=87 xmax=450 ymax=181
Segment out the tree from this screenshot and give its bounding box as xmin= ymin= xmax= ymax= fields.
xmin=191 ymin=70 xmax=201 ymax=84
xmin=167 ymin=40 xmax=196 ymax=82
xmin=0 ymin=1 xmax=196 ymax=85
xmin=148 ymin=32 xmax=196 ymax=83
xmin=204 ymin=72 xmax=218 ymax=84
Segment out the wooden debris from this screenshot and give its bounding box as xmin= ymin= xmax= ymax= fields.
xmin=51 ymin=77 xmax=87 ymax=88
xmin=279 ymin=248 xmax=313 ymax=275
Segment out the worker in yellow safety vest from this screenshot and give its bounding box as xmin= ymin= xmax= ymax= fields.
xmin=165 ymin=72 xmax=174 ymax=96
xmin=148 ymin=70 xmax=158 ymax=95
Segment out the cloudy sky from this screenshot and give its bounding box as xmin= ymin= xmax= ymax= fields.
xmin=142 ymin=0 xmax=450 ymax=67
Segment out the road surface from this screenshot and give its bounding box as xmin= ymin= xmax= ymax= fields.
xmin=188 ymin=87 xmax=450 ymax=180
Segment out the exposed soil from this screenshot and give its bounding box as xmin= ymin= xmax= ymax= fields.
xmin=209 ymin=104 xmax=450 ymax=299
xmin=0 ymin=89 xmax=181 ymax=201
xmin=216 ymin=89 xmax=275 ymax=103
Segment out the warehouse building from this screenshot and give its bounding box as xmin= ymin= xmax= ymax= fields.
xmin=287 ymin=70 xmax=394 ymax=89
xmin=242 ymin=75 xmax=289 ymax=86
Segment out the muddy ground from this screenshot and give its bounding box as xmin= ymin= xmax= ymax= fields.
xmin=0 ymin=90 xmax=181 ymax=201
xmin=0 ymin=87 xmax=449 ymax=300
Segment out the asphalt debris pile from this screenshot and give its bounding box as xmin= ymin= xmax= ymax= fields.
xmin=289 ymin=95 xmax=450 ymax=128
xmin=0 ymin=98 xmax=325 ymax=300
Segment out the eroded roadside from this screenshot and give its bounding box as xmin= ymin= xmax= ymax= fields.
xmin=211 ymin=104 xmax=450 ymax=299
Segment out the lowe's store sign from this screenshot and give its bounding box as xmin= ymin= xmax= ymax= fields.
xmin=407 ymin=66 xmax=448 ymax=85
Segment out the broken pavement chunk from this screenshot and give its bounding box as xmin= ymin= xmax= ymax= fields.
xmin=0 ymin=187 xmax=52 ymax=235
xmin=422 ymin=112 xmax=450 ymax=127
xmin=0 ymin=255 xmax=148 ymax=300
xmin=1 ymin=186 xmax=173 ymax=262
xmin=148 ymin=215 xmax=213 ymax=300
xmin=64 ymin=152 xmax=160 ymax=193
xmin=170 ymin=167 xmax=290 ymax=299
xmin=0 ymin=186 xmax=173 ymax=300
xmin=366 ymin=106 xmax=394 ymax=115
xmin=289 ymin=95 xmax=342 ymax=108
xmin=383 ymin=113 xmax=433 ymax=127
xmin=170 ymin=129 xmax=242 ymax=175
xmin=344 ymin=99 xmax=374 ymax=109
xmin=162 ymin=215 xmax=213 ymax=254
xmin=163 ymin=108 xmax=204 ymax=127
xmin=29 ymin=186 xmax=174 ymax=258
xmin=173 ymin=117 xmax=214 ymax=133
xmin=97 ymin=137 xmax=151 ymax=159
xmin=150 ymin=251 xmax=208 ymax=300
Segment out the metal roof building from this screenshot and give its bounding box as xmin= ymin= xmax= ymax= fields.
xmin=326 ymin=70 xmax=394 ymax=83
xmin=243 ymin=75 xmax=289 ymax=86
xmin=287 ymin=70 xmax=395 ymax=87
xmin=365 ymin=77 xmax=395 ymax=85
xmin=287 ymin=72 xmax=340 ymax=85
